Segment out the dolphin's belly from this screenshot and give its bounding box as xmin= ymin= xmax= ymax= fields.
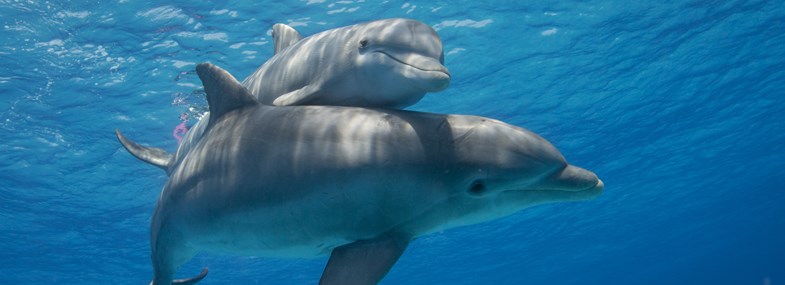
xmin=173 ymin=178 xmax=430 ymax=258
xmin=181 ymin=204 xmax=393 ymax=258
xmin=189 ymin=222 xmax=352 ymax=258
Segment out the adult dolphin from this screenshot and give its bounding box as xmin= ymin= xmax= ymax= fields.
xmin=246 ymin=18 xmax=450 ymax=108
xmin=117 ymin=63 xmax=603 ymax=285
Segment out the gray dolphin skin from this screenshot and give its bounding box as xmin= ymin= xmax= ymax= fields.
xmin=118 ymin=63 xmax=603 ymax=284
xmin=244 ymin=18 xmax=450 ymax=108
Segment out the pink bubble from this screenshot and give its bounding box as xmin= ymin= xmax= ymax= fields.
xmin=173 ymin=113 xmax=189 ymax=143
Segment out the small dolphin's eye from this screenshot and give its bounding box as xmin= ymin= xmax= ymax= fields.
xmin=468 ymin=180 xmax=486 ymax=196
xmin=359 ymin=39 xmax=369 ymax=48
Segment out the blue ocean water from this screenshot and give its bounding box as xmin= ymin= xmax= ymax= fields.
xmin=1 ymin=0 xmax=784 ymax=284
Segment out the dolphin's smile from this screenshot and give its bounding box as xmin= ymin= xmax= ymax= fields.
xmin=487 ymin=165 xmax=604 ymax=200
xmin=513 ymin=179 xmax=605 ymax=193
xmin=375 ymin=50 xmax=450 ymax=77
xmin=499 ymin=179 xmax=604 ymax=204
xmin=373 ymin=50 xmax=451 ymax=92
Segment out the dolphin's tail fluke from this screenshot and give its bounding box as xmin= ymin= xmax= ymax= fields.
xmin=115 ymin=129 xmax=172 ymax=172
xmin=171 ymin=268 xmax=208 ymax=285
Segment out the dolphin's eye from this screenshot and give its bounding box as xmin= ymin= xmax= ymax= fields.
xmin=359 ymin=39 xmax=369 ymax=49
xmin=468 ymin=180 xmax=486 ymax=196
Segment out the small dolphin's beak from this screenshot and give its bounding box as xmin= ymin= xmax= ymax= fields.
xmin=378 ymin=50 xmax=450 ymax=73
xmin=376 ymin=50 xmax=451 ymax=91
xmin=399 ymin=53 xmax=449 ymax=74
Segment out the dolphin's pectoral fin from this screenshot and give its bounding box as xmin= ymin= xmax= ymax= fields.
xmin=150 ymin=227 xmax=203 ymax=285
xmin=115 ymin=129 xmax=172 ymax=172
xmin=171 ymin=268 xmax=208 ymax=285
xmin=272 ymin=23 xmax=303 ymax=54
xmin=272 ymin=84 xmax=321 ymax=106
xmin=195 ymin=63 xmax=259 ymax=127
xmin=319 ymin=235 xmax=410 ymax=285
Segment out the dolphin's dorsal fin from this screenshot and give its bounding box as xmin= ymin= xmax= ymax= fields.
xmin=115 ymin=129 xmax=173 ymax=173
xmin=319 ymin=235 xmax=410 ymax=285
xmin=272 ymin=23 xmax=303 ymax=54
xmin=195 ymin=63 xmax=258 ymax=126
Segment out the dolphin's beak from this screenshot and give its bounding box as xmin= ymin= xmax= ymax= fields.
xmin=376 ymin=50 xmax=451 ymax=91
xmin=500 ymin=164 xmax=603 ymax=204
xmin=536 ymin=165 xmax=604 ymax=193
xmin=394 ymin=52 xmax=449 ymax=74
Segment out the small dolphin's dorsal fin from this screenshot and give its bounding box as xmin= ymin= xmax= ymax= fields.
xmin=115 ymin=129 xmax=173 ymax=173
xmin=272 ymin=23 xmax=303 ymax=54
xmin=195 ymin=63 xmax=258 ymax=126
xmin=319 ymin=235 xmax=410 ymax=285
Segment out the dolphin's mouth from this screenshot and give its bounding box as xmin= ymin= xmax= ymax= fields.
xmin=567 ymin=178 xmax=604 ymax=192
xmin=537 ymin=165 xmax=603 ymax=192
xmin=500 ymin=164 xmax=604 ymax=202
xmin=375 ymin=51 xmax=451 ymax=77
xmin=501 ymin=178 xmax=603 ymax=202
xmin=375 ymin=50 xmax=450 ymax=92
xmin=508 ymin=179 xmax=604 ymax=193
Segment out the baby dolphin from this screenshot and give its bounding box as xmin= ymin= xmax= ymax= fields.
xmin=245 ymin=18 xmax=450 ymax=108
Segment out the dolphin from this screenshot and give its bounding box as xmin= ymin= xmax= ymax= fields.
xmin=117 ymin=63 xmax=603 ymax=284
xmin=245 ymin=18 xmax=450 ymax=108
